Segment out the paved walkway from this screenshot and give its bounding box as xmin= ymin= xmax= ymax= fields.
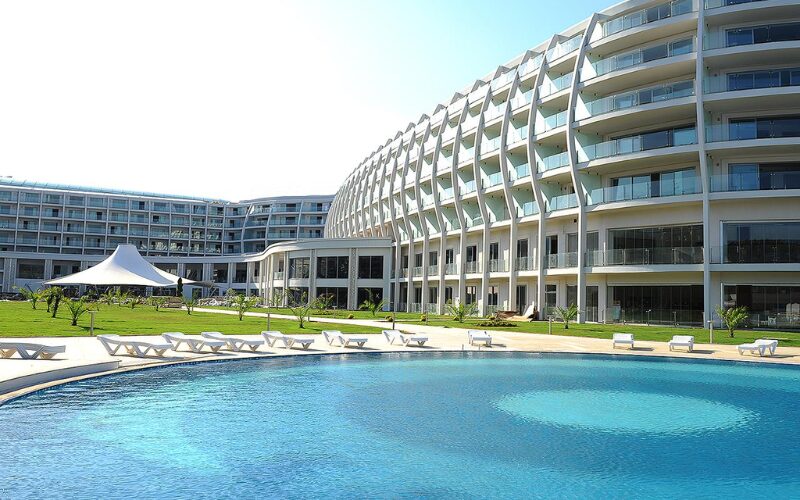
xmin=2 ymin=308 xmax=798 ymax=403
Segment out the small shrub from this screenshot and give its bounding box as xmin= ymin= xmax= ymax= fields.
xmin=475 ymin=320 xmax=516 ymax=327
xmin=385 ymin=315 xmax=394 ymax=321
xmin=420 ymin=314 xmax=427 ymax=322
xmin=347 ymin=313 xmax=354 ymax=319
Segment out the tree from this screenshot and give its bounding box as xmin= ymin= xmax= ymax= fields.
xmin=15 ymin=285 xmax=42 ymax=310
xmin=177 ymin=277 xmax=184 ymax=298
xmin=446 ymin=301 xmax=478 ymax=323
xmin=553 ymin=304 xmax=579 ymax=329
xmin=128 ymin=294 xmax=140 ymax=309
xmin=47 ymin=287 xmax=64 ymax=318
xmin=149 ymin=296 xmax=168 ymax=311
xmin=183 ymin=298 xmax=197 ymax=315
xmin=287 ymin=291 xmax=312 ymax=328
xmin=98 ymin=292 xmax=115 ymax=307
xmin=313 ymin=293 xmax=335 ymax=315
xmin=114 ymin=289 xmax=129 ymax=307
xmin=359 ymin=290 xmax=385 ymax=317
xmin=268 ymin=289 xmax=285 ymax=309
xmin=65 ymin=297 xmax=90 ymax=326
xmin=716 ymin=306 xmax=749 ymax=338
xmin=230 ymin=292 xmax=259 ymax=321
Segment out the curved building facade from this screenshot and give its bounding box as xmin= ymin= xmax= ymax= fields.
xmin=326 ymin=0 xmax=800 ymax=327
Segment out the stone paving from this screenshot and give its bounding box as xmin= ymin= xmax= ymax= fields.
xmin=2 ymin=307 xmax=798 ymax=403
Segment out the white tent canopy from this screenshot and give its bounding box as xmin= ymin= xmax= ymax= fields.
xmin=46 ymin=244 xmax=203 ymax=287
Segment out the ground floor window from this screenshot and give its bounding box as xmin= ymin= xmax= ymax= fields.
xmin=723 ymin=284 xmax=800 ymax=328
xmin=316 ymin=287 xmax=348 ymax=310
xmin=545 ymin=284 xmax=557 ymax=316
xmin=516 ymin=285 xmax=527 ymax=315
xmin=17 ymin=260 xmax=44 ymax=279
xmin=586 ymin=286 xmax=599 ymax=322
xmin=465 ymin=286 xmax=477 ymax=305
xmin=357 ymin=287 xmax=383 ymax=307
xmin=566 ymin=285 xmax=577 ymax=308
xmin=445 ymin=286 xmax=453 ymax=303
xmin=428 ymin=287 xmax=438 ymax=305
xmin=287 ymin=287 xmax=309 ymax=306
xmin=487 ymin=286 xmax=499 ymax=307
xmin=608 ymin=285 xmax=703 ymax=325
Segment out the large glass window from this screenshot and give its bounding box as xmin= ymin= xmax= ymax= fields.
xmin=316 ymin=287 xmax=348 ymax=309
xmin=609 ymin=285 xmax=703 ymax=325
xmin=727 ymin=68 xmax=800 ymax=91
xmin=728 ymin=162 xmax=800 ymax=191
xmin=729 ymin=115 xmax=800 ymax=140
xmin=289 ymin=258 xmax=310 ymax=279
xmin=17 ymin=260 xmax=45 ymax=279
xmin=608 ymin=224 xmax=703 ymax=264
xmin=317 ymin=256 xmax=348 ymax=279
xmin=724 ymin=285 xmax=800 ymax=328
xmin=357 ymin=255 xmax=384 ymax=279
xmin=726 ymin=22 xmax=800 ymax=47
xmin=723 ymin=222 xmax=800 ymax=263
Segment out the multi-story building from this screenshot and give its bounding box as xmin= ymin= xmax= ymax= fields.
xmin=326 ymin=0 xmax=800 ymax=328
xmin=0 ymin=178 xmax=333 ymax=296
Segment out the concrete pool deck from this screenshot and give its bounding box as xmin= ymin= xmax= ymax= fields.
xmin=2 ymin=308 xmax=799 ymax=403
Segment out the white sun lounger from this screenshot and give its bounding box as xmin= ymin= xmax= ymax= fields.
xmin=668 ymin=335 xmax=694 ymax=352
xmin=612 ymin=333 xmax=635 ymax=349
xmin=201 ymin=332 xmax=264 ymax=352
xmin=467 ymin=330 xmax=492 ymax=346
xmin=322 ymin=330 xmax=369 ymax=348
xmin=382 ymin=329 xmax=428 ymax=346
xmin=738 ymin=339 xmax=778 ymax=357
xmin=162 ymin=332 xmax=225 ymax=353
xmin=97 ymin=334 xmax=172 ymax=357
xmin=0 ymin=342 xmax=66 ymax=360
xmin=261 ymin=331 xmax=315 ymax=350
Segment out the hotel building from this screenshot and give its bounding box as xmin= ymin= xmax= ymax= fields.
xmin=325 ymin=0 xmax=800 ymax=327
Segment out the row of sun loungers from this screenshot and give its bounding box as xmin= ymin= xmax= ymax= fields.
xmin=612 ymin=333 xmax=779 ymax=357
xmin=0 ymin=342 xmax=66 ymax=360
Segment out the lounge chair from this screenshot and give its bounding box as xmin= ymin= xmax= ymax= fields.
xmin=668 ymin=335 xmax=694 ymax=352
xmin=382 ymin=329 xmax=429 ymax=346
xmin=322 ymin=330 xmax=369 ymax=348
xmin=201 ymin=332 xmax=265 ymax=352
xmin=738 ymin=339 xmax=778 ymax=357
xmin=0 ymin=342 xmax=66 ymax=360
xmin=612 ymin=333 xmax=634 ymax=350
xmin=467 ymin=330 xmax=492 ymax=346
xmin=162 ymin=332 xmax=225 ymax=353
xmin=97 ymin=334 xmax=172 ymax=357
xmin=261 ymin=331 xmax=315 ymax=350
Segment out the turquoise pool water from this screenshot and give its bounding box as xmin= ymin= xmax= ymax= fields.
xmin=1 ymin=352 xmax=799 ymax=499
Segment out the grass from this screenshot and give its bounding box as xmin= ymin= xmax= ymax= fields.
xmin=201 ymin=305 xmax=445 ymax=321
xmin=0 ymin=301 xmax=381 ymax=338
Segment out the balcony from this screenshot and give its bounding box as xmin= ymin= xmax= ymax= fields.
xmin=705 ymin=69 xmax=800 ymax=94
xmin=483 ymin=172 xmax=504 ymax=189
xmin=545 ymin=252 xmax=578 ymax=269
xmin=539 ymin=72 xmax=573 ymax=98
xmin=507 ymin=125 xmax=528 ymax=145
xmin=538 ymin=110 xmax=568 ymax=134
xmin=427 ymin=265 xmax=438 ymax=275
xmin=439 ymin=187 xmax=454 ymax=201
xmin=581 ymin=127 xmax=697 ymax=162
xmin=582 ymin=80 xmax=694 ymax=118
xmin=465 ymin=215 xmax=483 ymax=228
xmin=488 ymin=259 xmax=508 ymax=272
xmin=480 ymin=136 xmax=501 ymax=155
xmin=461 ymin=180 xmax=477 ymax=194
xmin=510 ymin=163 xmax=531 ymax=181
xmin=706 ymin=118 xmax=800 ymax=144
xmin=444 ymin=263 xmax=458 ymax=275
xmin=519 ymin=54 xmax=544 ymax=76
xmin=464 ymin=261 xmax=481 ymax=274
xmin=510 ymin=90 xmax=534 ymax=110
xmin=588 ymin=177 xmax=701 ymax=205
xmin=710 ymin=171 xmax=800 ymax=192
xmin=412 ymin=266 xmax=423 ymax=277
xmin=537 ymin=151 xmax=570 ymax=173
xmin=705 ymin=0 xmax=766 ymax=8
xmin=517 ymin=201 xmax=539 ymax=217
xmin=546 ymin=193 xmax=578 ymax=212
xmin=546 ymin=34 xmax=582 ymax=62
xmin=515 ymin=256 xmax=537 ymax=271
xmin=589 ymin=37 xmax=695 ymax=79
xmin=601 ymin=0 xmax=693 ymax=38
xmin=704 ymin=22 xmax=800 ymax=50
xmin=587 ymin=247 xmax=703 ymax=266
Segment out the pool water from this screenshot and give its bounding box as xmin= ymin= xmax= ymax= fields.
xmin=1 ymin=353 xmax=799 ymax=499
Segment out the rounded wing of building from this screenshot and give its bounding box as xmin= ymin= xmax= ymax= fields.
xmin=326 ymin=0 xmax=800 ymax=326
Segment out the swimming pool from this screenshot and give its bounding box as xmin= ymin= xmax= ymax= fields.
xmin=1 ymin=352 xmax=799 ymax=498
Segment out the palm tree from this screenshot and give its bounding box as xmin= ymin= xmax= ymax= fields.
xmin=46 ymin=287 xmax=64 ymax=318
xmin=287 ymin=290 xmax=312 ymax=328
xmin=715 ymin=306 xmax=749 ymax=338
xmin=230 ymin=292 xmax=259 ymax=320
xmin=446 ymin=301 xmax=478 ymax=323
xmin=65 ymin=297 xmax=90 ymax=326
xmin=183 ymin=298 xmax=197 ymax=315
xmin=149 ymin=296 xmax=168 ymax=311
xmin=15 ymin=285 xmax=42 ymax=310
xmin=359 ymin=291 xmax=385 ymax=317
xmin=553 ymin=304 xmax=579 ymax=329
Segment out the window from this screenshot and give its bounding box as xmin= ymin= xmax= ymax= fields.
xmin=317 ymin=287 xmax=348 ymax=309
xmin=445 ymin=287 xmax=453 ymax=303
xmin=727 ymin=22 xmax=800 ymax=48
xmin=233 ymin=263 xmax=248 ymax=283
xmin=517 ymin=239 xmax=529 ymax=257
xmin=317 ymin=256 xmax=348 ymax=279
xmin=729 ymin=162 xmax=800 ymax=191
xmin=445 ymin=249 xmax=454 ymax=264
xmin=358 ymin=255 xmax=383 ymax=279
xmin=489 ymin=243 xmax=499 ymax=261
xmin=723 ymin=222 xmax=800 ymax=263
xmin=465 ymin=286 xmax=477 ymax=305
xmin=17 ymin=261 xmax=45 ymax=279
xmin=729 ymin=115 xmax=800 ymax=140
xmin=289 ymin=258 xmax=310 ymax=279
xmin=357 ymin=287 xmax=383 ymax=306
xmin=428 ymin=287 xmax=438 ymax=304
xmin=212 ymin=264 xmax=228 ymax=283
xmin=567 ymin=285 xmax=578 ymax=308
xmin=466 ymin=245 xmax=477 ymax=262
xmin=545 ymin=284 xmax=557 ymax=312
xmin=609 ymin=285 xmax=703 ymax=325
xmin=487 ymin=286 xmax=499 ymax=307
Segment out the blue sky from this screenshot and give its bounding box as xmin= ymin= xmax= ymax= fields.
xmin=0 ymin=0 xmax=611 ymax=200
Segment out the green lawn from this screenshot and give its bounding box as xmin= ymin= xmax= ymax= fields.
xmin=0 ymin=301 xmax=381 ymax=338
xmin=201 ymin=305 xmax=445 ymax=321
xmin=393 ymin=317 xmax=800 ymax=347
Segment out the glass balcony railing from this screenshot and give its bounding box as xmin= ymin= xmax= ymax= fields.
xmin=439 ymin=187 xmax=454 ymax=200
xmin=461 ymin=116 xmax=479 ymax=133
xmin=706 ymin=120 xmax=800 ymax=143
xmin=461 ymin=180 xmax=477 ymax=194
xmin=444 ymin=263 xmax=459 ymax=274
xmin=483 ymin=172 xmax=504 ymax=188
xmin=586 ymin=247 xmax=703 ymax=266
xmin=545 ymin=252 xmax=578 ymax=269
xmin=602 ymin=0 xmax=693 ymax=38
xmin=581 ymin=127 xmax=697 ymax=161
xmin=710 ymin=244 xmax=800 ymax=264
xmin=491 ymin=70 xmax=516 ymax=89
xmin=484 ymin=104 xmax=505 ymax=122
xmin=546 ymin=35 xmax=583 ymax=61
xmin=539 ymin=110 xmax=568 ymax=134
xmin=704 ymin=22 xmax=800 ymax=50
xmin=480 ymin=137 xmax=501 ymax=154
xmin=517 ymin=201 xmax=539 ymax=217
xmin=588 ymin=177 xmax=701 ymax=205
xmin=464 ymin=261 xmax=481 ymax=273
xmin=705 ymin=69 xmax=800 ymax=94
xmin=488 ymin=259 xmax=508 ymax=272
xmin=519 ymin=54 xmax=544 ymax=76
xmin=539 ymin=72 xmax=574 ymax=98
xmin=583 ymin=80 xmax=694 ymax=118
xmin=546 ymin=193 xmax=578 ymax=212
xmin=590 ymin=37 xmax=695 ymax=79
xmin=537 ymin=151 xmax=570 ymax=172
xmin=507 ymin=125 xmax=528 ymax=144
xmin=465 ymin=215 xmax=483 ymax=228
xmin=510 ymin=163 xmax=531 ymax=180
xmin=705 ymin=0 xmax=766 ymax=9
xmin=710 ymin=172 xmax=800 ymax=192
xmin=515 ymin=256 xmax=537 ymax=271
xmin=459 ymin=145 xmax=475 ymax=162
xmin=510 ymin=90 xmax=534 ymax=109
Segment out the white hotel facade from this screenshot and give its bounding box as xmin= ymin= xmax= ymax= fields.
xmin=326 ymin=0 xmax=800 ymax=327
